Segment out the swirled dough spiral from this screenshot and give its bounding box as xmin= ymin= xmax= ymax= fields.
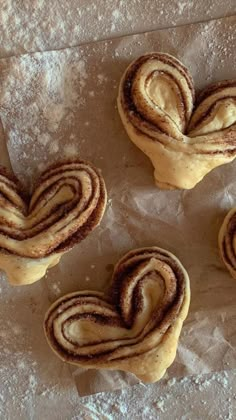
xmin=44 ymin=247 xmax=190 ymax=383
xmin=0 ymin=160 xmax=107 ymax=285
xmin=118 ymin=52 xmax=236 ymax=190
xmin=219 ymin=208 xmax=236 ymax=279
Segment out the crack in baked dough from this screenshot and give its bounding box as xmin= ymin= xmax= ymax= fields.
xmin=117 ymin=52 xmax=236 ymax=190
xmin=44 ymin=246 xmax=190 ymax=383
xmin=0 ymin=159 xmax=107 ymax=285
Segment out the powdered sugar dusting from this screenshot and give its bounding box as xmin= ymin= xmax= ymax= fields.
xmin=0 ymin=8 xmax=235 ymax=419
xmin=49 ymin=140 xmax=59 ymax=154
xmin=79 ymin=372 xmax=236 ymax=419
xmin=0 ymin=1 xmax=235 ymax=58
xmin=0 ymin=275 xmax=77 ymax=417
xmin=0 ymin=51 xmax=89 ymax=185
xmin=64 ymin=143 xmax=79 ymax=157
xmin=0 ymin=15 xmax=235 ymax=189
xmin=38 ymin=133 xmax=50 ymax=146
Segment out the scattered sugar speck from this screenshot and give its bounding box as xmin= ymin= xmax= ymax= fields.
xmin=51 ymin=283 xmax=61 ymax=295
xmin=38 ymin=133 xmax=50 ymax=146
xmin=97 ymin=74 xmax=108 ymax=84
xmin=49 ymin=141 xmax=59 ymax=154
xmin=64 ymin=143 xmax=79 ymax=157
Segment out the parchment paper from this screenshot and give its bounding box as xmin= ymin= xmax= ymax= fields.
xmin=1 ymin=0 xmax=236 ymax=59
xmin=0 ymin=15 xmax=236 ymax=396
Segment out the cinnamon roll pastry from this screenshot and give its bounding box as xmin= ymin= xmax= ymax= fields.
xmin=0 ymin=160 xmax=107 ymax=285
xmin=44 ymin=247 xmax=190 ymax=383
xmin=219 ymin=208 xmax=236 ymax=279
xmin=118 ymin=53 xmax=236 ymax=189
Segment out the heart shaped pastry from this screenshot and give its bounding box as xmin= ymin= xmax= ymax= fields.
xmin=44 ymin=247 xmax=190 ymax=383
xmin=219 ymin=207 xmax=236 ymax=279
xmin=118 ymin=52 xmax=236 ymax=189
xmin=0 ymin=160 xmax=107 ymax=285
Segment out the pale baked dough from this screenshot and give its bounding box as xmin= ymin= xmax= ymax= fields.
xmin=0 ymin=160 xmax=107 ymax=285
xmin=218 ymin=207 xmax=236 ymax=280
xmin=0 ymin=253 xmax=62 ymax=286
xmin=44 ymin=247 xmax=190 ymax=383
xmin=118 ymin=52 xmax=236 ymax=190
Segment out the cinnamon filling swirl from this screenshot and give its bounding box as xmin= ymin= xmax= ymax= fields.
xmin=0 ymin=159 xmax=107 ymax=285
xmin=118 ymin=52 xmax=236 ymax=189
xmin=219 ymin=208 xmax=236 ymax=280
xmin=44 ymin=247 xmax=190 ymax=383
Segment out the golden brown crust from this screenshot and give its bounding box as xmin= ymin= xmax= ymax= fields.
xmin=44 ymin=246 xmax=190 ymax=383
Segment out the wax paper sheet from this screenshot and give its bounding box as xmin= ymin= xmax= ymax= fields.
xmin=0 ymin=15 xmax=236 ymax=396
